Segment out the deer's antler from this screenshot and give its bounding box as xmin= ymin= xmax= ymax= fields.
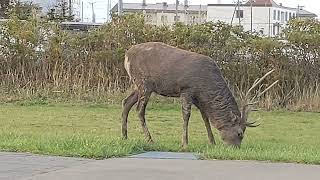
xmin=241 ymin=69 xmax=278 ymax=127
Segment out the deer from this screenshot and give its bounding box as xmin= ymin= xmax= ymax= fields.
xmin=121 ymin=42 xmax=278 ymax=148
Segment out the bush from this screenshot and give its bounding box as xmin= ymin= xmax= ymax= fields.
xmin=0 ymin=14 xmax=319 ymax=111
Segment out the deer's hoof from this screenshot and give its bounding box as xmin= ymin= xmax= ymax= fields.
xmin=147 ymin=138 xmax=154 ymax=144
xmin=181 ymin=144 xmax=188 ymax=152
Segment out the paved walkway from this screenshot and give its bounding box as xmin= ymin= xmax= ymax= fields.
xmin=1 ymin=152 xmax=320 ymax=180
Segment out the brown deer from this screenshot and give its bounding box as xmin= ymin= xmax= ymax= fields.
xmin=121 ymin=42 xmax=277 ymax=148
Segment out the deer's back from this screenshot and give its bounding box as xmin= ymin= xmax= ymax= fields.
xmin=125 ymin=42 xmax=223 ymax=97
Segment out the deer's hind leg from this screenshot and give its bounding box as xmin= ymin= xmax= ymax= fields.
xmin=122 ymin=90 xmax=138 ymax=140
xmin=136 ymin=88 xmax=153 ymax=143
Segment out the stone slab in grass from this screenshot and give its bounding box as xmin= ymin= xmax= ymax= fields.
xmin=129 ymin=151 xmax=198 ymax=160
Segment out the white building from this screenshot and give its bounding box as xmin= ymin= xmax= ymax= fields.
xmin=111 ymin=2 xmax=207 ymax=26
xmin=207 ymin=0 xmax=317 ymax=37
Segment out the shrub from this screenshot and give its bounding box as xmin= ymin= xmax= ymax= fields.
xmin=0 ymin=14 xmax=319 ymax=111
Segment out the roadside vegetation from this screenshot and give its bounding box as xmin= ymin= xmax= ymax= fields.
xmin=0 ymin=14 xmax=319 ymax=111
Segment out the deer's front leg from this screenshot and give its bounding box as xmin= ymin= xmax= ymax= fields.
xmin=200 ymin=110 xmax=216 ymax=145
xmin=181 ymin=93 xmax=192 ymax=150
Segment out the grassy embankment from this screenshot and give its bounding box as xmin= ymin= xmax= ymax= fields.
xmin=0 ymin=103 xmax=319 ymax=164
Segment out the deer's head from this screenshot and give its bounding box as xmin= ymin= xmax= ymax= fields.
xmin=219 ymin=69 xmax=278 ymax=148
xmin=218 ymin=112 xmax=260 ymax=148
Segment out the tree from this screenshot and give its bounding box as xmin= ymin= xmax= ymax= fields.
xmin=47 ymin=0 xmax=74 ymax=22
xmin=10 ymin=1 xmax=39 ymax=20
xmin=0 ymin=0 xmax=39 ymax=20
xmin=0 ymin=0 xmax=11 ymax=18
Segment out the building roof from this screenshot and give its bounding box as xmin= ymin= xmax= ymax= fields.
xmin=111 ymin=3 xmax=207 ymax=13
xmin=297 ymin=9 xmax=318 ymax=18
xmin=208 ymin=0 xmax=317 ymax=18
xmin=277 ymin=6 xmax=318 ymax=18
xmin=244 ymin=0 xmax=276 ymax=6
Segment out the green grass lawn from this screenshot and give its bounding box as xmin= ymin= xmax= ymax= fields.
xmin=0 ymin=103 xmax=319 ymax=164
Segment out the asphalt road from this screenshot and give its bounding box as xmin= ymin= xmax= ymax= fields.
xmin=1 ymin=152 xmax=319 ymax=180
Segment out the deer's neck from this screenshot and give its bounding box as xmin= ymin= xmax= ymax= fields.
xmin=197 ymin=85 xmax=241 ymax=129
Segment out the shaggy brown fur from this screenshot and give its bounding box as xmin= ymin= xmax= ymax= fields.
xmin=122 ymin=42 xmax=247 ymax=148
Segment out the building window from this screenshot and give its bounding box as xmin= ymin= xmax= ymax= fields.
xmin=281 ymin=11 xmax=284 ymax=22
xmin=289 ymin=12 xmax=292 ymax=19
xmin=277 ymin=10 xmax=280 ymax=20
xmin=285 ymin=12 xmax=288 ymax=21
xmin=193 ymin=16 xmax=197 ymax=23
xmin=236 ymin=10 xmax=244 ymax=18
xmin=145 ymin=14 xmax=152 ymax=23
xmin=273 ymin=23 xmax=281 ymax=36
xmin=259 ymin=28 xmax=264 ymax=35
xmin=189 ymin=16 xmax=197 ymax=24
xmin=273 ymin=10 xmax=276 ymax=20
xmin=161 ymin=15 xmax=167 ymax=23
xmin=174 ymin=15 xmax=180 ymax=22
xmin=292 ymin=13 xmax=295 ymax=18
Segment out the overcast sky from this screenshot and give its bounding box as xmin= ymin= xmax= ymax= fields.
xmin=82 ymin=0 xmax=320 ymax=23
